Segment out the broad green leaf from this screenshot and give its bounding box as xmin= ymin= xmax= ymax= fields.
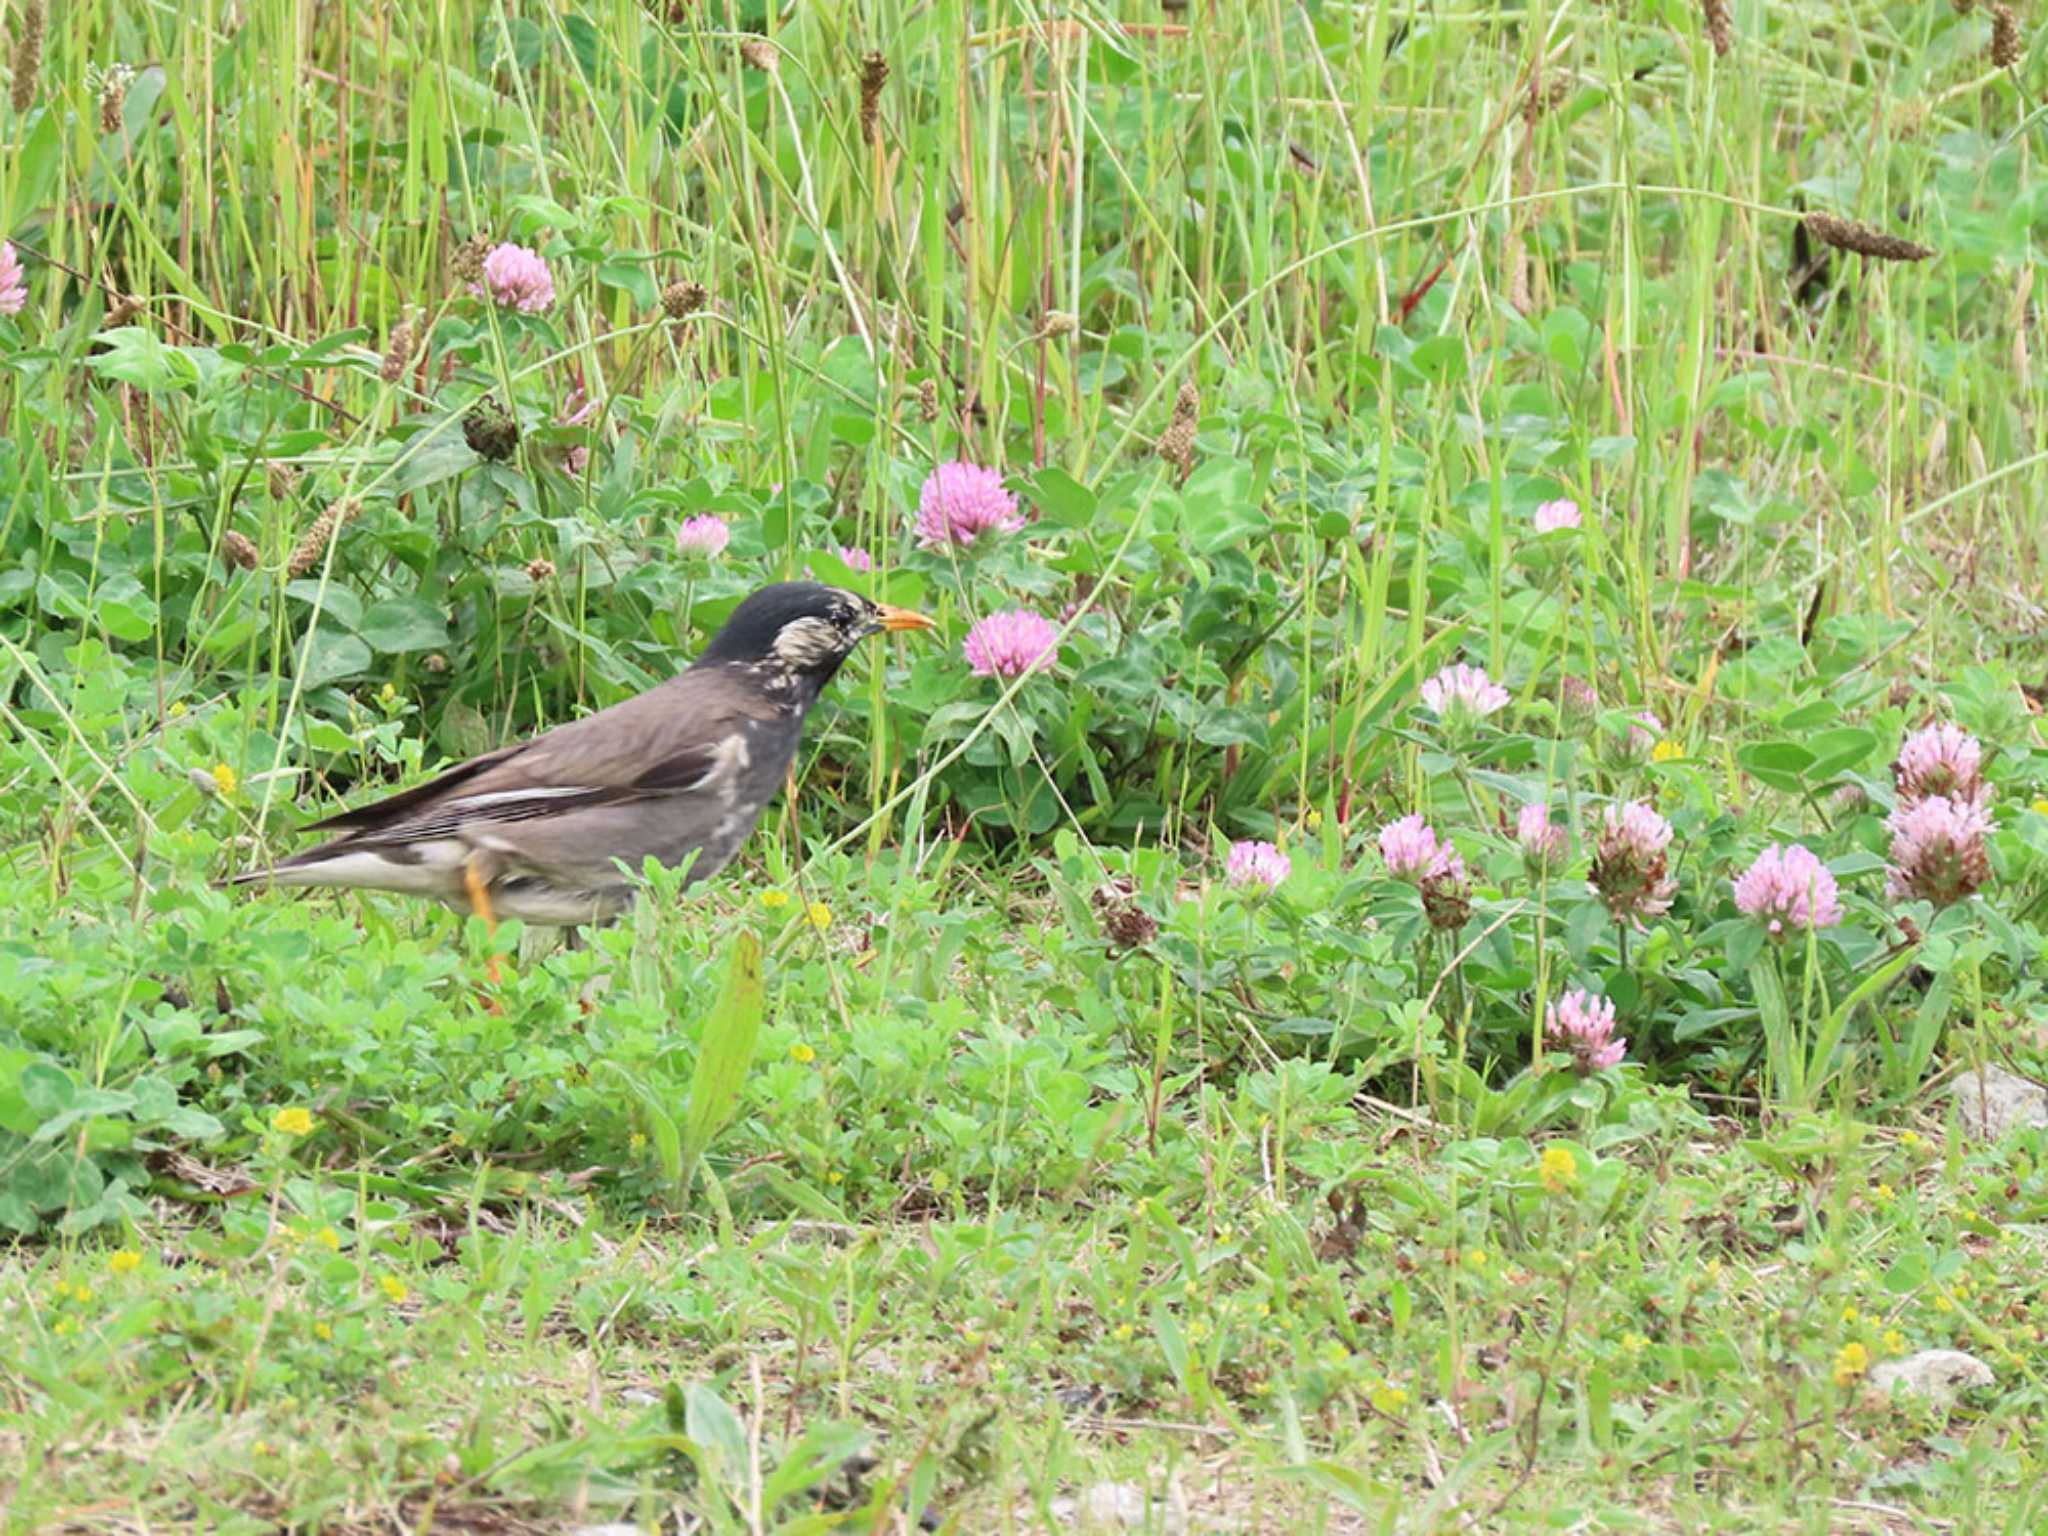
xmin=358 ymin=596 xmax=450 ymax=655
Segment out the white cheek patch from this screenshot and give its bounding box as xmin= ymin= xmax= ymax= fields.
xmin=772 ymin=616 xmax=843 ymax=668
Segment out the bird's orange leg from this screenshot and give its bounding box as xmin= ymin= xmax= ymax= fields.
xmin=463 ymin=857 xmax=505 ymax=987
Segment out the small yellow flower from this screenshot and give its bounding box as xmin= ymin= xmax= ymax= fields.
xmin=1841 ymin=1305 xmax=1859 ymax=1325
xmin=1254 ymin=1301 xmax=1270 ymax=1318
xmin=1464 ymin=1248 xmax=1488 ymax=1269
xmin=72 ymin=1283 xmax=93 ymax=1304
xmin=1881 ymin=1329 xmax=1906 ymax=1355
xmin=211 ymin=763 xmax=238 ymax=798
xmin=1112 ymin=1323 xmax=1134 ymax=1341
xmin=1622 ymin=1332 xmax=1649 ymax=1353
xmin=758 ymin=890 xmax=791 ymax=910
xmin=806 ymin=901 xmax=833 ymax=930
xmin=1901 ymin=1131 xmax=1922 ymax=1149
xmin=314 ymin=1320 xmax=333 ymax=1341
xmin=107 ymin=1250 xmax=141 ymax=1275
xmin=790 ymin=1042 xmax=816 ymax=1064
xmin=1369 ymin=1382 xmax=1410 ymax=1414
xmin=1305 ymin=809 xmax=1324 ymax=831
xmin=253 ymin=1440 xmax=271 ymax=1456
xmin=2031 ymin=798 xmax=2048 ymax=816
xmin=1874 ymin=1183 xmax=1894 ymax=1202
xmin=1833 ymin=1341 xmax=1870 ymax=1387
xmin=1539 ymin=1144 xmax=1579 ymax=1194
xmin=378 ymin=682 xmax=398 ymax=706
xmin=271 ymin=1106 xmax=314 ymax=1137
xmin=629 ymin=1131 xmax=646 ymax=1151
xmin=169 ymin=700 xmax=187 ymax=718
xmin=449 ymin=1130 xmax=466 ymax=1148
xmin=379 ymin=1274 xmax=408 ymax=1304
xmin=1250 ymin=1380 xmax=1272 ymax=1396
xmin=1651 ymin=739 xmax=1683 ymax=763
xmin=1933 ymin=1293 xmax=1953 ymax=1313
xmin=313 ymin=1226 xmax=341 ymax=1252
xmin=827 ymin=1170 xmax=844 ymax=1185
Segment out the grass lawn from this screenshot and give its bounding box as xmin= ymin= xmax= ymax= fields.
xmin=4 ymin=1 xmax=2048 ymax=1530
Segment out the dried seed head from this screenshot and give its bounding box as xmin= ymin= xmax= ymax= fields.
xmin=526 ymin=556 xmax=556 ymax=583
xmin=451 ymin=234 xmax=491 ymax=285
xmin=739 ymin=36 xmax=778 ymax=73
xmin=1992 ymin=3 xmax=2022 ymax=67
xmin=104 ymin=292 xmax=143 ymax=328
xmin=1040 ymin=310 xmax=1077 ymax=339
xmin=858 ymin=51 xmax=888 ymax=142
xmin=97 ymin=62 xmax=134 ymax=135
xmin=463 ymin=398 xmax=519 ymax=461
xmin=1091 ymin=878 xmax=1157 ymax=953
xmin=1157 ymin=415 xmax=1197 ymax=478
xmin=1703 ymin=0 xmax=1732 ymax=55
xmin=661 ymin=279 xmax=708 ymax=320
xmin=381 ymin=313 xmax=417 ymax=384
xmin=220 ymin=530 xmax=259 ymax=571
xmin=266 ymin=461 xmax=301 ymax=500
xmin=917 ymin=378 xmax=940 ymax=421
xmin=1171 ymin=375 xmax=1201 ymax=425
xmin=286 ymin=498 xmax=358 ymax=579
xmin=1802 ymin=211 xmax=1935 ymax=263
xmin=1420 ymin=868 xmax=1473 ymax=932
xmin=10 ymin=0 xmax=43 ymax=115
xmin=423 ymin=652 xmax=449 ymax=674
xmin=1955 ymin=0 xmax=1977 ymax=12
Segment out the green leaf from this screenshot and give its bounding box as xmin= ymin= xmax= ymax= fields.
xmin=358 ymin=596 xmax=450 ymax=655
xmin=294 ymin=630 xmax=373 ymax=690
xmin=12 ymin=107 xmax=65 ymax=217
xmin=1150 ymin=1300 xmax=1190 ymax=1394
xmin=680 ymin=929 xmax=765 ymax=1193
xmin=596 ymin=259 xmax=657 ymax=308
xmin=684 ymin=1382 xmax=748 ymax=1474
xmin=1737 ymin=740 xmax=1815 ymax=794
xmin=1804 ymin=727 xmax=1878 ymax=784
xmin=1025 ymin=465 xmax=1096 ymax=529
xmin=85 ymin=328 xmax=199 ymax=395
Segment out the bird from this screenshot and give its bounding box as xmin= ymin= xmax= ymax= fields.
xmin=224 ymin=582 xmax=936 ymax=935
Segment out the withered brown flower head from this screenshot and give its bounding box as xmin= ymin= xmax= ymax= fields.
xmin=1091 ymin=877 xmax=1158 ymax=953
xmin=526 ymin=557 xmax=556 ymax=584
xmin=381 ymin=314 xmax=417 ymax=385
xmin=1420 ymin=867 xmax=1472 ymax=932
xmin=98 ymin=62 xmax=134 ymax=136
xmin=451 ymin=234 xmax=491 ymax=285
xmin=1702 ymin=0 xmax=1732 ymax=55
xmin=463 ymin=398 xmax=519 ymax=462
xmin=661 ymin=279 xmax=708 ymax=320
xmin=220 ymin=530 xmax=259 ymax=572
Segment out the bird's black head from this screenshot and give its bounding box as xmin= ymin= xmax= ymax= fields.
xmin=697 ymin=581 xmax=936 ymax=692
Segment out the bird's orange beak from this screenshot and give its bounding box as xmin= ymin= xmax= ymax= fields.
xmin=875 ymin=604 xmax=938 ymax=634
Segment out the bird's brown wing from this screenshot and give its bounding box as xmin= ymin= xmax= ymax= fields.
xmin=298 ymin=666 xmax=781 ymax=847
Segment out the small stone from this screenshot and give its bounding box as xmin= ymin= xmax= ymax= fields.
xmin=1867 ymin=1348 xmax=1994 ymax=1410
xmin=1950 ymin=1064 xmax=2048 ymax=1142
xmin=1051 ymin=1480 xmax=1187 ymax=1533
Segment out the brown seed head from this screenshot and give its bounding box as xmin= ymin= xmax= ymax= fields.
xmin=917 ymin=378 xmax=940 ymax=421
xmin=1157 ymin=415 xmax=1197 ymax=478
xmin=858 ymin=51 xmax=888 ymax=142
xmin=423 ymin=652 xmax=449 ymax=674
xmin=286 ymin=499 xmax=358 ymax=579
xmin=1091 ymin=878 xmax=1157 ymax=953
xmin=104 ymin=292 xmax=144 ymax=328
xmin=1420 ymin=869 xmax=1472 ymax=932
xmin=739 ymin=36 xmax=778 ymax=73
xmin=526 ymin=557 xmax=556 ymax=583
xmin=381 ymin=314 xmax=417 ymax=385
xmin=452 ymin=234 xmax=491 ymax=285
xmin=10 ymin=0 xmax=43 ymax=115
xmin=661 ymin=279 xmax=708 ymax=320
xmin=1992 ymin=3 xmax=2022 ymax=67
xmin=463 ymin=398 xmax=520 ymax=461
xmin=1954 ymin=0 xmax=1976 ymax=12
xmin=266 ymin=462 xmax=301 ymax=500
xmin=1802 ymin=211 xmax=1934 ymax=263
xmin=1040 ymin=310 xmax=1077 ymax=339
xmin=220 ymin=530 xmax=259 ymax=572
xmin=1171 ymin=375 xmax=1201 ymax=425
xmin=98 ymin=62 xmax=133 ymax=135
xmin=1703 ymin=0 xmax=1732 ymax=54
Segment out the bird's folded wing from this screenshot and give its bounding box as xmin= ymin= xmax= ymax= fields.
xmin=299 ymin=669 xmax=765 ymax=845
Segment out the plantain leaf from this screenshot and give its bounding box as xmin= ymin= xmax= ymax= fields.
xmin=680 ymin=929 xmax=765 ymax=1196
